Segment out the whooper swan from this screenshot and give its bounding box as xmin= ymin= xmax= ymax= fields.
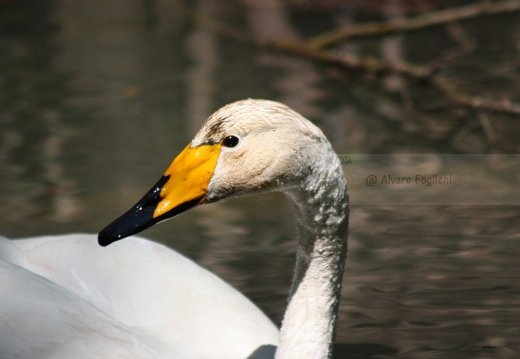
xmin=0 ymin=99 xmax=348 ymax=359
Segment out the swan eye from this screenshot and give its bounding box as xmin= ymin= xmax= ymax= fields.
xmin=222 ymin=135 xmax=239 ymax=148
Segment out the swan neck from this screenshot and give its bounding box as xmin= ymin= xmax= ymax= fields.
xmin=277 ymin=153 xmax=349 ymax=359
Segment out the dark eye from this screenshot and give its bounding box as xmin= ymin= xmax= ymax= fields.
xmin=222 ymin=135 xmax=239 ymax=148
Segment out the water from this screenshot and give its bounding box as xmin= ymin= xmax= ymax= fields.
xmin=1 ymin=1 xmax=519 ymax=358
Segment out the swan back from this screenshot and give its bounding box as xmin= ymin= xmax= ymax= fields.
xmin=1 ymin=235 xmax=279 ymax=358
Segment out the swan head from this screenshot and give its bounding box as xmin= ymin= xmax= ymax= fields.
xmin=99 ymin=99 xmax=334 ymax=246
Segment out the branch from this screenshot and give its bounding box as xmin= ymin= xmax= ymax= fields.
xmin=264 ymin=40 xmax=520 ymax=115
xmin=309 ymin=0 xmax=520 ymax=48
xmin=262 ymin=39 xmax=435 ymax=78
xmin=171 ymin=2 xmax=520 ymax=116
xmin=432 ymin=75 xmax=520 ymax=115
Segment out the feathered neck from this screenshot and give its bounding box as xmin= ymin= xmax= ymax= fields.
xmin=277 ymin=141 xmax=349 ymax=359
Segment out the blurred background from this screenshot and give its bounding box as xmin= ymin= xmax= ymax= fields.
xmin=1 ymin=0 xmax=519 ymax=358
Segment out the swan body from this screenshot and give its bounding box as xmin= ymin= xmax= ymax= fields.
xmin=0 ymin=234 xmax=279 ymax=358
xmin=1 ymin=99 xmax=348 ymax=358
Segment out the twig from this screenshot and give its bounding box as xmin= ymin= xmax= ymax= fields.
xmin=267 ymin=41 xmax=520 ymax=115
xmin=262 ymin=39 xmax=434 ymax=79
xmin=310 ymin=0 xmax=520 ymax=48
xmin=477 ymin=112 xmax=499 ymax=145
xmin=432 ymin=75 xmax=520 ymax=115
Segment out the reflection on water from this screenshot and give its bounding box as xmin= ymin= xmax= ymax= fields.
xmin=1 ymin=1 xmax=519 ymax=358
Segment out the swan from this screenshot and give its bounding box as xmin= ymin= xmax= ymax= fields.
xmin=0 ymin=99 xmax=349 ymax=359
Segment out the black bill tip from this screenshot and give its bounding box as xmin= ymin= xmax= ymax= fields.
xmin=98 ymin=202 xmax=159 ymax=247
xmin=97 ymin=175 xmax=205 ymax=247
xmin=98 ymin=176 xmax=168 ymax=247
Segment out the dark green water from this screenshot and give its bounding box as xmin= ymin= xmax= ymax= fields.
xmin=1 ymin=1 xmax=519 ymax=358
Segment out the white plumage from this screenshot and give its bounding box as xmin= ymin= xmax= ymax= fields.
xmin=0 ymin=99 xmax=348 ymax=359
xmin=1 ymin=234 xmax=279 ymax=358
